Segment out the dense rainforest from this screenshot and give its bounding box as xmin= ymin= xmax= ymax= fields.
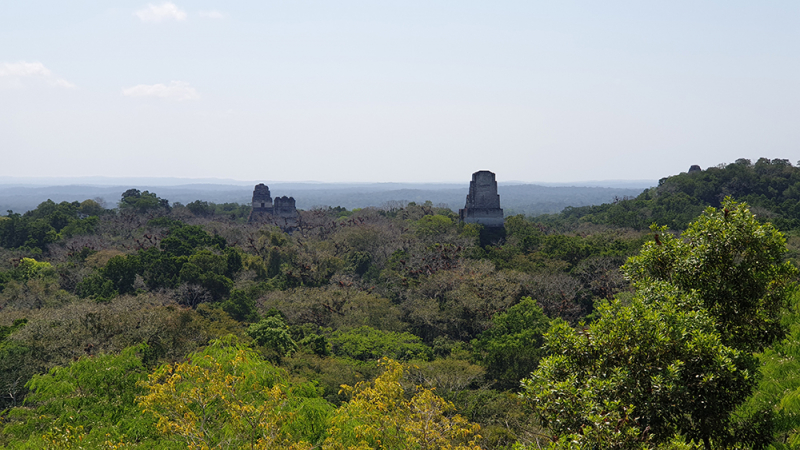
xmin=0 ymin=158 xmax=799 ymax=449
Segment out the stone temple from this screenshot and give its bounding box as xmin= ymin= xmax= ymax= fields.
xmin=248 ymin=183 xmax=298 ymax=225
xmin=459 ymin=170 xmax=504 ymax=227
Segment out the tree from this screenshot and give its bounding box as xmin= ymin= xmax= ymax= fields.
xmin=119 ymin=189 xmax=170 ymax=213
xmin=161 ymin=225 xmax=226 ymax=257
xmin=397 ymin=259 xmax=536 ymax=342
xmin=329 ymin=326 xmax=432 ymax=362
xmin=78 ymin=199 xmax=105 ymax=216
xmin=0 ymin=319 xmax=33 ymax=411
xmin=223 ymin=289 xmax=260 ymax=323
xmin=623 ymin=198 xmax=797 ymax=353
xmin=522 ymin=285 xmax=753 ymax=448
xmin=12 ymin=257 xmax=53 ymax=281
xmin=522 ymin=200 xmax=797 ymax=448
xmin=549 ymin=159 xmax=800 ymax=231
xmin=101 ymin=254 xmax=141 ymax=296
xmin=75 ymin=254 xmax=141 ymax=301
xmin=2 ymin=344 xmax=159 ymax=448
xmin=414 ymin=215 xmax=455 ymax=237
xmin=247 ymin=315 xmax=298 ymax=359
xmin=322 ymin=358 xmax=482 ymax=450
xmin=187 ymin=200 xmax=212 ymax=216
xmin=472 ymin=297 xmax=549 ymax=390
xmin=0 ymin=211 xmax=57 ymax=251
xmin=137 ymin=336 xmax=328 ymax=450
xmin=731 ymin=291 xmax=800 ymax=447
xmin=178 ymin=250 xmax=234 ymax=301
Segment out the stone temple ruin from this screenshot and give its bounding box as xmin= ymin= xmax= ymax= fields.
xmin=459 ymin=170 xmax=504 ymax=227
xmin=248 ymin=183 xmax=298 ymax=226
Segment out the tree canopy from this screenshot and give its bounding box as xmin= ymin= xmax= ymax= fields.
xmin=2 ymin=165 xmax=800 ymax=449
xmin=522 ymin=199 xmax=798 ymax=449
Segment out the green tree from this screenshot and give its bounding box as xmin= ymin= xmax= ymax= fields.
xmin=0 ymin=200 xmax=100 ymax=251
xmin=179 ymin=250 xmax=234 ymax=300
xmin=329 ymin=326 xmax=432 ymax=362
xmin=523 ymin=200 xmax=797 ymax=448
xmin=186 ymin=200 xmax=212 ymax=216
xmin=101 ymin=255 xmax=142 ymax=296
xmin=732 ymin=291 xmax=800 ymax=447
xmin=0 ymin=211 xmax=57 ymax=251
xmin=119 ymin=189 xmax=170 ymax=213
xmin=222 ymin=289 xmax=260 ymax=323
xmin=2 ymin=344 xmax=160 ymax=448
xmin=0 ymin=319 xmax=33 ymax=411
xmin=623 ymin=198 xmax=798 ymax=353
xmin=78 ymin=199 xmax=105 ymax=216
xmin=0 ymin=269 xmax=9 ymax=293
xmin=472 ymin=297 xmax=549 ymax=390
xmin=12 ymin=257 xmax=53 ymax=281
xmin=504 ymin=215 xmax=544 ymax=254
xmin=248 ymin=315 xmax=298 ymax=359
xmin=414 ymin=215 xmax=454 ymax=237
xmin=522 ymin=285 xmax=752 ymax=448
xmin=551 ymin=158 xmax=800 ymax=231
xmin=161 ymin=225 xmax=226 ymax=257
xmin=75 ymin=254 xmax=141 ymax=301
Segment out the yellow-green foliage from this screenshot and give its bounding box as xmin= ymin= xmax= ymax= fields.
xmin=414 ymin=215 xmax=454 ymax=237
xmin=14 ymin=258 xmax=53 ymax=280
xmin=137 ymin=336 xmax=318 ymax=450
xmin=322 ymin=358 xmax=482 ymax=450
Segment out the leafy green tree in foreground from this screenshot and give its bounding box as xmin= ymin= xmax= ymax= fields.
xmin=734 ymin=291 xmax=800 ymax=448
xmin=2 ymin=344 xmax=160 ymax=449
xmin=522 ymin=285 xmax=750 ymax=449
xmin=522 ymin=199 xmax=797 ymax=449
xmin=623 ymin=197 xmax=797 ymax=353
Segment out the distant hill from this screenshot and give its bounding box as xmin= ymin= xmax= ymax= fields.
xmin=552 ymin=158 xmax=800 ymax=231
xmin=0 ymin=181 xmax=647 ymax=216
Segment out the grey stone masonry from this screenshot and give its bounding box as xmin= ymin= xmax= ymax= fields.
xmin=251 ymin=183 xmax=273 ymax=211
xmin=459 ymin=170 xmax=504 ymax=227
xmin=273 ymin=196 xmax=297 ymax=216
xmin=248 ymin=184 xmax=298 ymax=225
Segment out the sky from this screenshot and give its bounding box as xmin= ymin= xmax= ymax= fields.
xmin=1 ymin=1 xmax=799 ymax=183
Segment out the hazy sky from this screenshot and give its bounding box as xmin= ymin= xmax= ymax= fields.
xmin=2 ymin=1 xmax=799 ymax=183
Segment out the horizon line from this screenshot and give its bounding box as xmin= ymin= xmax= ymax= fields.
xmin=0 ymin=175 xmax=658 ymax=187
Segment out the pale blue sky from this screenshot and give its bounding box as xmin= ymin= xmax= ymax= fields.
xmin=2 ymin=1 xmax=798 ymax=182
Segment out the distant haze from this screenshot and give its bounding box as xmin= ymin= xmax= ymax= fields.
xmin=0 ymin=177 xmax=653 ymax=216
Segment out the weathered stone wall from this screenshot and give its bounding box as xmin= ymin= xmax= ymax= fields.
xmin=251 ymin=183 xmax=273 ymax=210
xmin=459 ymin=170 xmax=504 ymax=228
xmin=273 ymin=196 xmax=298 ymax=218
xmin=465 ymin=170 xmax=501 ymax=209
xmin=248 ymin=184 xmax=298 ymax=227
